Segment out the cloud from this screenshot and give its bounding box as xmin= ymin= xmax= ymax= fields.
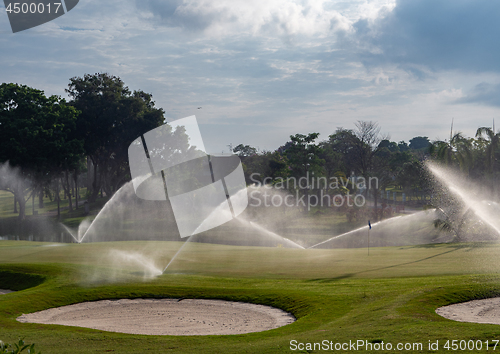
xmin=456 ymin=83 xmax=500 ymax=107
xmin=138 ymin=0 xmax=352 ymax=38
xmin=3 ymin=0 xmax=500 ymax=152
xmin=354 ymin=0 xmax=500 ymax=73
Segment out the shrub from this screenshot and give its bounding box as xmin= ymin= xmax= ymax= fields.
xmin=0 ymin=339 xmax=40 ymax=354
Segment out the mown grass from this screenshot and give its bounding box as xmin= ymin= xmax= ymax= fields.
xmin=1 ymin=240 xmax=500 ymax=353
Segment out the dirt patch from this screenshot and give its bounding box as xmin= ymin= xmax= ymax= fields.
xmin=0 ymin=289 xmax=14 ymax=295
xmin=17 ymin=298 xmax=295 ymax=335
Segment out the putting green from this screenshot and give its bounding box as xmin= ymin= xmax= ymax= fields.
xmin=1 ymin=240 xmax=500 ymax=353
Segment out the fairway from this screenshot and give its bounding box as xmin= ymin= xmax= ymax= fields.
xmin=1 ymin=240 xmax=500 ymax=353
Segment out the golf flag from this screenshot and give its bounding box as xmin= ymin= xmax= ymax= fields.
xmin=367 ymin=220 xmax=371 ymax=256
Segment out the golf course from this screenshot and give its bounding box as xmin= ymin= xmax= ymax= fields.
xmin=3 ymin=0 xmax=500 ymax=351
xmin=2 ymin=239 xmax=500 ymax=353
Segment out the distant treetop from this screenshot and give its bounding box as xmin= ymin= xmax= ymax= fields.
xmin=409 ymin=136 xmax=431 ymax=150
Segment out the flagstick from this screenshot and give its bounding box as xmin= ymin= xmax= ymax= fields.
xmin=367 ymin=220 xmax=371 ymax=256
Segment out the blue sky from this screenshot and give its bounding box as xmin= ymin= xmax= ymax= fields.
xmin=1 ymin=0 xmax=500 ymax=153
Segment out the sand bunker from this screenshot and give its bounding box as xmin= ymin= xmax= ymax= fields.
xmin=17 ymin=298 xmax=295 ymax=335
xmin=436 ymin=298 xmax=500 ymax=325
xmin=0 ymin=289 xmax=13 ymax=295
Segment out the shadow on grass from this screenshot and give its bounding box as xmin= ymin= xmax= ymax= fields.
xmin=407 ymin=242 xmax=496 ymax=251
xmin=306 ymin=244 xmax=471 ymax=283
xmin=0 ymin=269 xmax=46 ymax=291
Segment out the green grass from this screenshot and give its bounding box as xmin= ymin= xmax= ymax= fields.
xmin=1 ymin=240 xmax=500 ymax=353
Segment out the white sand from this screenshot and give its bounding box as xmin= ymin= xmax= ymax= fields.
xmin=0 ymin=289 xmax=13 ymax=295
xmin=436 ymin=297 xmax=500 ymax=325
xmin=17 ymin=298 xmax=295 ymax=335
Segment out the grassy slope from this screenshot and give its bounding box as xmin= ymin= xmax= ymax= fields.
xmin=1 ymin=241 xmax=500 ymax=353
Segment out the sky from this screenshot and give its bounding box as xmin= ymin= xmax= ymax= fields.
xmin=1 ymin=0 xmax=500 ymax=153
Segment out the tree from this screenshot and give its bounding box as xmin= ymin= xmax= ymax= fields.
xmin=318 ymin=141 xmax=343 ymax=180
xmin=476 ymin=127 xmax=500 ymax=174
xmin=241 ymin=150 xmax=290 ymax=186
xmin=232 ymin=144 xmax=257 ymax=157
xmin=66 ymin=73 xmax=165 ymax=201
xmin=395 ymin=160 xmax=426 ymax=194
xmin=379 ymin=139 xmax=400 ymax=153
xmin=0 ymin=83 xmax=83 ymax=220
xmin=370 ymin=147 xmax=393 ymax=221
xmin=409 ymin=136 xmax=431 ymax=150
xmin=323 ymin=128 xmax=360 ymax=176
xmin=281 ymin=133 xmax=324 ymax=212
xmin=429 ymin=133 xmax=473 ymax=175
xmin=398 ymin=141 xmax=410 ymax=152
xmin=285 ymin=133 xmax=324 ymax=179
xmin=352 ymin=121 xmax=382 ymax=178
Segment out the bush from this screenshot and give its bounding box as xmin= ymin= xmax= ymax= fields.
xmin=0 ymin=339 xmax=40 ymax=354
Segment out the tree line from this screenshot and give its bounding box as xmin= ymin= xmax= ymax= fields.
xmin=233 ymin=123 xmax=433 ymax=222
xmin=0 ymin=73 xmax=164 ymax=220
xmin=1 ymin=74 xmax=498 ymax=223
xmin=234 ymin=123 xmax=499 ymax=223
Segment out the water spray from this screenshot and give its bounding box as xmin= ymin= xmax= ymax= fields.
xmin=162 ymin=235 xmax=195 ymax=273
xmin=60 ymin=223 xmax=80 ymax=243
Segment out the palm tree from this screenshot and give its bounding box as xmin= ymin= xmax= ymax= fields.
xmin=433 ymin=206 xmax=476 ymax=243
xmin=429 ymin=133 xmax=473 ymax=175
xmin=475 ymin=126 xmax=500 ymax=174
